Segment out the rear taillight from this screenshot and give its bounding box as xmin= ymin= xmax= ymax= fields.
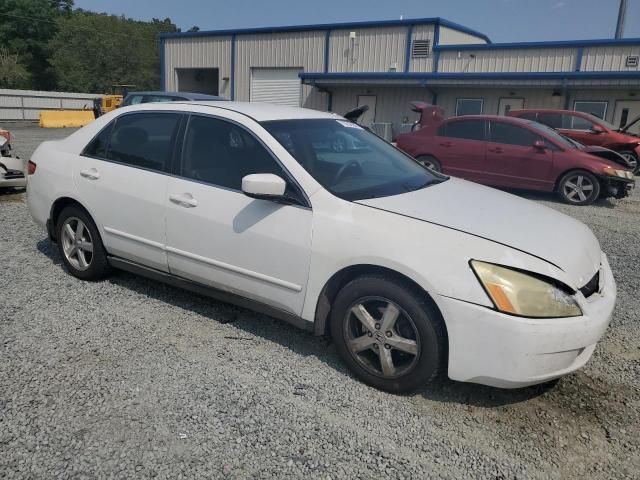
xmin=27 ymin=160 xmax=37 ymax=175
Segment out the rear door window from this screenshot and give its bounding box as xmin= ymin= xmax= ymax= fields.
xmin=100 ymin=113 xmax=181 ymax=172
xmin=537 ymin=112 xmax=564 ymax=129
xmin=439 ymin=120 xmax=486 ymax=141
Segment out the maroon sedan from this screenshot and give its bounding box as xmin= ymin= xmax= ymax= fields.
xmin=508 ymin=108 xmax=640 ymax=174
xmin=396 ymin=106 xmax=634 ymax=205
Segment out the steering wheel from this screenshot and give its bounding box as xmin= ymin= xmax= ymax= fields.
xmin=332 ymin=160 xmax=361 ymax=185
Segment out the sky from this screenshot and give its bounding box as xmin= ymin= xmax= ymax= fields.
xmin=73 ymin=0 xmax=640 ymax=42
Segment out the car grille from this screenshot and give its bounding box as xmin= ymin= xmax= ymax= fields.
xmin=579 ymin=271 xmax=600 ymax=298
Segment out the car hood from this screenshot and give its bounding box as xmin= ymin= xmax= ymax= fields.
xmin=579 ymin=145 xmax=631 ymax=168
xmin=356 ymin=178 xmax=601 ymax=288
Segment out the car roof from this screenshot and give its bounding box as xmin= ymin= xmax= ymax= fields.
xmin=125 ymin=91 xmax=225 ymax=100
xmin=445 ymin=114 xmax=531 ymax=124
xmin=177 ymin=101 xmax=342 ymax=122
xmin=509 ymin=109 xmax=579 ymax=114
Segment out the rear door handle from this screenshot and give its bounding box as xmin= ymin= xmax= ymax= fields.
xmin=488 ymin=147 xmax=504 ymax=153
xmin=169 ymin=193 xmax=198 ymax=208
xmin=439 ymin=141 xmax=453 ymax=147
xmin=80 ymin=168 xmax=100 ymax=180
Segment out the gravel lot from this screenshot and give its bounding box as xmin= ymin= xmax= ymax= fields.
xmin=1 ymin=125 xmax=639 ymax=479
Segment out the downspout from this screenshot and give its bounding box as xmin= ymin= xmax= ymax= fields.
xmin=159 ymin=36 xmax=166 ymax=91
xmin=230 ymin=34 xmax=236 ymax=100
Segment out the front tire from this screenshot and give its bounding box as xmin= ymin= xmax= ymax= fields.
xmin=330 ymin=275 xmax=447 ymax=393
xmin=618 ymin=150 xmax=639 ymax=175
xmin=416 ymin=155 xmax=442 ymax=173
xmin=557 ymin=170 xmax=601 ymax=206
xmin=56 ymin=205 xmax=111 ymax=281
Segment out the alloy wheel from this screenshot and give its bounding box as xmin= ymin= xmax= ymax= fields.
xmin=620 ymin=152 xmax=638 ymax=173
xmin=60 ymin=217 xmax=94 ymax=271
xmin=344 ymin=297 xmax=420 ymax=378
xmin=562 ymin=174 xmax=595 ymax=203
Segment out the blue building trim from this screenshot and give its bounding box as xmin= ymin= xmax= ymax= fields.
xmin=299 ymin=71 xmax=640 ymax=81
xmin=159 ymin=37 xmax=166 ymax=91
xmin=432 ymin=23 xmax=441 ymax=73
xmin=404 ymin=24 xmax=414 ymax=73
xmin=575 ymin=46 xmax=584 ymax=72
xmin=324 ymin=30 xmax=331 ymax=74
xmin=159 ymin=17 xmax=491 ymax=43
xmin=435 ymin=37 xmax=640 ymax=51
xmin=230 ymin=34 xmax=236 ymax=100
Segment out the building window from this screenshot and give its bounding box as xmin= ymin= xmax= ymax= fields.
xmin=456 ymin=98 xmax=483 ymax=116
xmin=411 ymin=40 xmax=431 ymax=58
xmin=574 ymin=101 xmax=607 ymax=120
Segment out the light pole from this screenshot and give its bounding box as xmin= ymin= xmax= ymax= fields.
xmin=615 ymin=0 xmax=627 ymax=39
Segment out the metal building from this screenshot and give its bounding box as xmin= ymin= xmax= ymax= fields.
xmin=160 ymin=17 xmax=640 ymax=139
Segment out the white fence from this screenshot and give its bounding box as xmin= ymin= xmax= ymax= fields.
xmin=0 ymin=89 xmax=101 ymax=121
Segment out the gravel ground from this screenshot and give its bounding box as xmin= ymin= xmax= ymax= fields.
xmin=1 ymin=125 xmax=639 ymax=479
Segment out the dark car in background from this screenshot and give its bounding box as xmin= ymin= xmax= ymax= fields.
xmin=396 ymin=106 xmax=634 ymax=205
xmin=120 ymin=91 xmax=225 ymax=107
xmin=508 ymin=109 xmax=640 ymax=175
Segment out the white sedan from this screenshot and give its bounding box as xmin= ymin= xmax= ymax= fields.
xmin=27 ymin=102 xmax=615 ymax=393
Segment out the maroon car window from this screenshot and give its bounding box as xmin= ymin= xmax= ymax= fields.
xmin=563 ymin=114 xmax=593 ymax=130
xmin=489 ymin=122 xmax=542 ymax=148
xmin=537 ymin=112 xmax=564 ymax=129
xmin=439 ymin=120 xmax=485 ymax=141
xmin=516 ymin=112 xmax=537 ymax=122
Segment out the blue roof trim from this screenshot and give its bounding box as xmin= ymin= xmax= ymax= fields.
xmin=299 ymin=71 xmax=640 ymax=81
xmin=159 ymin=17 xmax=491 ymax=43
xmin=435 ymin=37 xmax=640 ymax=51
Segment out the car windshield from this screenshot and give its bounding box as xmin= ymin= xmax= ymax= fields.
xmin=262 ymin=119 xmax=445 ymax=201
xmin=525 ymin=120 xmax=580 ymax=149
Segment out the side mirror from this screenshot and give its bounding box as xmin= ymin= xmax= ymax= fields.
xmin=241 ymin=173 xmax=287 ymax=200
xmin=590 ymin=124 xmax=605 ymax=134
xmin=533 ymin=140 xmax=547 ymax=150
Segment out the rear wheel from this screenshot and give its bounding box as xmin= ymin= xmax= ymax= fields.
xmin=330 ymin=275 xmax=447 ymax=393
xmin=618 ymin=150 xmax=639 ymax=175
xmin=56 ymin=205 xmax=111 ymax=281
xmin=416 ymin=155 xmax=442 ymax=173
xmin=557 ymin=170 xmax=601 ymax=206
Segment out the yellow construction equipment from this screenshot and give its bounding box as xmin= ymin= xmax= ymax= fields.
xmin=39 ymin=84 xmax=136 ymax=128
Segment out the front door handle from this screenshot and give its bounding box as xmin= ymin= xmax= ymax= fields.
xmin=80 ymin=168 xmax=100 ymax=180
xmin=169 ymin=193 xmax=198 ymax=208
xmin=488 ymin=147 xmax=505 ymax=153
xmin=439 ymin=141 xmax=453 ymax=147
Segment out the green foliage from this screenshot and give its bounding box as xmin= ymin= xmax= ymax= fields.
xmin=49 ymin=11 xmax=177 ymax=93
xmin=0 ymin=1 xmax=177 ymax=93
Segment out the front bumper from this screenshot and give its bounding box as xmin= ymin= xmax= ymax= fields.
xmin=439 ymin=254 xmax=615 ymax=388
xmin=597 ymin=174 xmax=635 ymax=199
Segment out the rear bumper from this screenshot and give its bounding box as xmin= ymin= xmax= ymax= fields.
xmin=439 ymin=254 xmax=615 ymax=388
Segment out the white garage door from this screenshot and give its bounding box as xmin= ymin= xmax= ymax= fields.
xmin=250 ymin=68 xmax=302 ymax=107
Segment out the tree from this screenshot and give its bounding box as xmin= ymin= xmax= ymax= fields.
xmin=188 ymin=26 xmax=200 ymax=32
xmin=0 ymin=48 xmax=29 ymax=88
xmin=48 ymin=11 xmax=178 ymax=93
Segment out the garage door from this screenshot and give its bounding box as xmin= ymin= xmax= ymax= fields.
xmin=250 ymin=68 xmax=301 ymax=107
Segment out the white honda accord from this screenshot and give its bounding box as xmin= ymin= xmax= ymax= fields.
xmin=27 ymin=102 xmax=615 ymax=393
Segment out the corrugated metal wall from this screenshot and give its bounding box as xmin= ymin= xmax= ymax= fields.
xmin=581 ymin=46 xmax=640 ymax=71
xmin=438 ymin=26 xmax=487 ymax=46
xmin=164 ymin=36 xmax=232 ymax=97
xmin=438 ymin=48 xmax=576 ymax=73
xmin=408 ymin=24 xmax=435 ymax=73
xmin=328 ymin=26 xmax=407 ymax=73
xmin=435 ymin=88 xmax=564 ymax=117
xmin=235 ymin=31 xmax=325 ymax=107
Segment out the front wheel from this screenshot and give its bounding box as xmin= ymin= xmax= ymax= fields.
xmin=618 ymin=150 xmax=639 ymax=175
xmin=330 ymin=275 xmax=447 ymax=393
xmin=416 ymin=155 xmax=442 ymax=173
xmin=557 ymin=170 xmax=601 ymax=206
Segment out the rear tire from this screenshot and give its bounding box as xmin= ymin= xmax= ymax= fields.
xmin=557 ymin=170 xmax=601 ymax=206
xmin=416 ymin=155 xmax=442 ymax=173
xmin=330 ymin=275 xmax=447 ymax=393
xmin=618 ymin=150 xmax=639 ymax=175
xmin=56 ymin=205 xmax=111 ymax=281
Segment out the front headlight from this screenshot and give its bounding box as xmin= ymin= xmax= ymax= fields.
xmin=603 ymin=166 xmax=633 ymax=179
xmin=471 ymin=261 xmax=582 ymax=318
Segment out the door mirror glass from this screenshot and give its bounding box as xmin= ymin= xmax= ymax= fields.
xmin=242 ymin=173 xmax=286 ymax=200
xmin=533 ymin=140 xmax=547 ymax=150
